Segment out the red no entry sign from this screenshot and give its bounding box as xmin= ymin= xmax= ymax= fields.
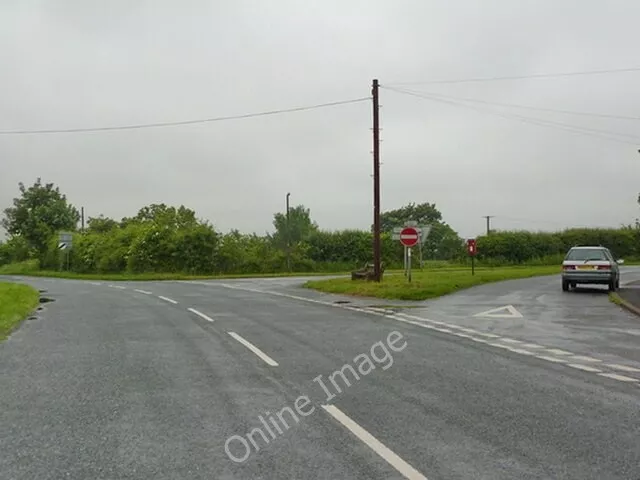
xmin=399 ymin=227 xmax=419 ymax=247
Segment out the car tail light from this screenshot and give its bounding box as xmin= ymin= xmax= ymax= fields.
xmin=597 ymin=265 xmax=611 ymax=270
xmin=563 ymin=265 xmax=575 ymax=270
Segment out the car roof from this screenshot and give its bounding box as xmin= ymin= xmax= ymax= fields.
xmin=569 ymin=246 xmax=607 ymax=249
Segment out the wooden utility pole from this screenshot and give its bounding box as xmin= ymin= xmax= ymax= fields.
xmin=81 ymin=207 xmax=85 ymax=232
xmin=286 ymin=192 xmax=291 ymax=272
xmin=483 ymin=215 xmax=494 ymax=235
xmin=372 ymin=79 xmax=381 ymax=282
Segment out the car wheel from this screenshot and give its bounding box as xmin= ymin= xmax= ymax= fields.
xmin=562 ymin=279 xmax=570 ymax=292
xmin=609 ymin=280 xmax=616 ymax=292
xmin=616 ymin=278 xmax=620 ymax=289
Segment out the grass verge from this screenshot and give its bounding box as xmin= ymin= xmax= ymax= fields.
xmin=0 ymin=282 xmax=40 ymax=340
xmin=304 ymin=265 xmax=560 ymax=300
xmin=0 ymin=262 xmax=351 ymax=281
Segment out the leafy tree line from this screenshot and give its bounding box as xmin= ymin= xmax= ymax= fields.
xmin=5 ymin=179 xmax=638 ymax=273
xmin=475 ymin=227 xmax=640 ymax=264
xmin=0 ymin=179 xmax=467 ymax=274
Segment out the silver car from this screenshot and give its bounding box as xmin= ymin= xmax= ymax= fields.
xmin=561 ymin=246 xmax=623 ymax=292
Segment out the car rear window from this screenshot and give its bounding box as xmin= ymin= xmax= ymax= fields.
xmin=565 ymin=248 xmax=608 ymax=261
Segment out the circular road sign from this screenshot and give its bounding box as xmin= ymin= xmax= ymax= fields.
xmin=400 ymin=227 xmax=419 ymax=247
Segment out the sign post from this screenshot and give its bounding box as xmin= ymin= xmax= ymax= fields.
xmin=399 ymin=227 xmax=419 ymax=282
xmin=467 ymin=238 xmax=477 ymax=275
xmin=58 ymin=232 xmax=73 ymax=271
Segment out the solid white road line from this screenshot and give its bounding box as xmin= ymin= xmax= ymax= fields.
xmin=187 ymin=307 xmax=215 ymax=322
xmin=134 ymin=289 xmax=153 ymax=295
xmin=158 ymin=295 xmax=178 ymax=304
xmin=605 ymin=363 xmax=640 ymax=373
xmin=567 ymin=364 xmax=602 ymax=373
xmin=321 ymin=405 xmax=428 ymax=480
xmin=598 ymin=373 xmax=639 ymax=382
xmin=228 ymin=332 xmax=278 ymax=366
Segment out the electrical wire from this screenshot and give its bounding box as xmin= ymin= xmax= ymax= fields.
xmin=386 ymin=89 xmax=640 ymax=121
xmin=385 ymin=86 xmax=640 ymax=141
xmin=380 ymin=86 xmax=640 ymax=145
xmin=0 ymin=97 xmax=371 ymax=135
xmin=385 ymin=66 xmax=640 ymax=86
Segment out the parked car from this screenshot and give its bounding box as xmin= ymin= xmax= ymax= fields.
xmin=561 ymin=245 xmax=623 ymax=292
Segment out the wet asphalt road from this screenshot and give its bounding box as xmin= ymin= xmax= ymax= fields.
xmin=1 ymin=272 xmax=639 ymax=480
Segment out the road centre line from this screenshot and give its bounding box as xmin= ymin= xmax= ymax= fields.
xmin=228 ymin=332 xmax=278 ymax=366
xmin=187 ymin=307 xmax=215 ymax=322
xmin=211 ymin=284 xmax=640 ymax=385
xmin=134 ymin=289 xmax=153 ymax=295
xmin=108 ymin=284 xmax=126 ymax=290
xmin=158 ymin=295 xmax=178 ymax=304
xmin=321 ymin=405 xmax=428 ymax=480
xmin=89 ymin=282 xmax=102 ymax=286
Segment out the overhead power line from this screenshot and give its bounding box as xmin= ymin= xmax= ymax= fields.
xmin=0 ymin=97 xmax=371 ymax=135
xmin=385 ymin=66 xmax=640 ymax=86
xmin=392 ymin=89 xmax=640 ymax=121
xmin=380 ymin=86 xmax=640 ymax=145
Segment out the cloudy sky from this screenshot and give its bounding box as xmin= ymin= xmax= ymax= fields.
xmin=2 ymin=0 xmax=640 ymax=240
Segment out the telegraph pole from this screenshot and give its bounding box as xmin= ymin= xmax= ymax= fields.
xmin=483 ymin=215 xmax=494 ymax=235
xmin=286 ymin=192 xmax=291 ymax=272
xmin=372 ymin=79 xmax=382 ymax=282
xmin=81 ymin=207 xmax=85 ymax=232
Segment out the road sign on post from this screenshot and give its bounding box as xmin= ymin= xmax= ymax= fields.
xmin=467 ymin=239 xmax=477 ymax=275
xmin=399 ymin=227 xmax=419 ymax=247
xmin=58 ymin=232 xmax=73 ymax=271
xmin=399 ymin=227 xmax=419 ymax=281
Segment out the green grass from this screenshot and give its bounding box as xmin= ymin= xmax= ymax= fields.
xmin=0 ymin=282 xmax=40 ymax=340
xmin=304 ymin=265 xmax=560 ymax=300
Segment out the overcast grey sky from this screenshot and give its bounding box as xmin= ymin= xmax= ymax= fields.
xmin=2 ymin=0 xmax=640 ymax=239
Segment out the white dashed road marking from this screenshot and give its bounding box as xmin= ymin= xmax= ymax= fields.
xmin=158 ymin=295 xmax=178 ymax=304
xmin=187 ymin=307 xmax=215 ymax=323
xmin=605 ymin=364 xmax=640 ymax=373
xmin=598 ymin=373 xmax=639 ymax=383
xmin=322 ymin=405 xmax=428 ymax=480
xmin=134 ymin=289 xmax=153 ymax=295
xmin=228 ymin=332 xmax=278 ymax=366
xmin=108 ymin=284 xmax=126 ymax=290
xmin=567 ymin=364 xmax=602 ymax=373
xmin=535 ymin=356 xmax=569 ymax=364
xmin=569 ymin=355 xmax=602 ymax=363
xmin=544 ymin=349 xmax=573 ymax=356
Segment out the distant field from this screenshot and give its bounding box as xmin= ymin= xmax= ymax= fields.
xmin=304 ymin=265 xmax=560 ymax=300
xmin=0 ymin=282 xmax=40 ymax=340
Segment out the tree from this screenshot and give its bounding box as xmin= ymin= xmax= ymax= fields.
xmin=1 ymin=179 xmax=79 ymax=261
xmin=379 ymin=202 xmax=442 ymax=232
xmin=272 ymin=205 xmax=318 ymax=247
xmin=87 ymin=215 xmax=118 ymax=234
xmin=121 ymin=203 xmax=198 ymax=229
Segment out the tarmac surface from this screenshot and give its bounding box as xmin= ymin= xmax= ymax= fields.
xmin=1 ymin=271 xmax=639 ymax=479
